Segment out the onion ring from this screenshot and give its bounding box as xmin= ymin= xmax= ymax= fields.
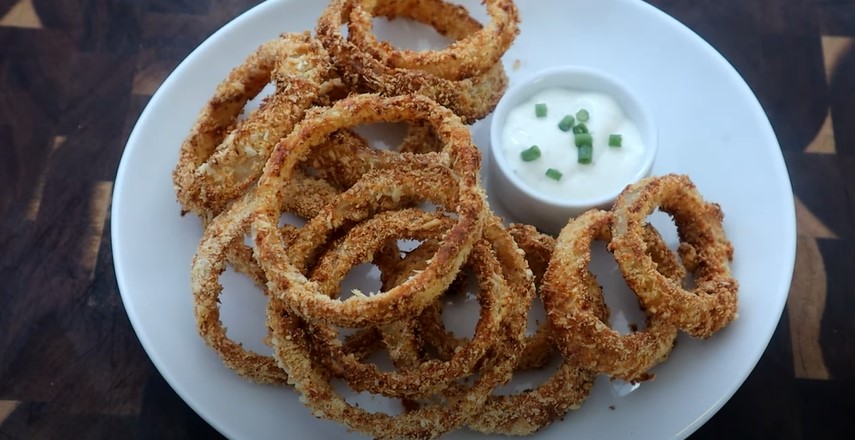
xmin=173 ymin=32 xmax=334 ymax=218
xmin=252 ymin=94 xmax=486 ymax=328
xmin=306 ymin=211 xmax=509 ymax=398
xmin=542 ymin=210 xmax=680 ymax=382
xmin=347 ymin=0 xmax=520 ymax=80
xmin=190 ymin=105 xmax=442 ymax=383
xmin=406 ymin=221 xmax=601 ymax=435
xmin=267 ymin=297 xmax=516 ymax=439
xmin=190 ymin=166 xmax=387 ymax=385
xmin=265 ymin=213 xmax=530 ymax=439
xmin=305 ymin=122 xmax=443 ymax=191
xmin=316 ymin=0 xmax=509 ymax=123
xmin=417 ymin=222 xmax=555 ymax=371
xmin=610 ymin=174 xmax=739 ymax=338
xmin=189 ymin=170 xmax=347 ymax=384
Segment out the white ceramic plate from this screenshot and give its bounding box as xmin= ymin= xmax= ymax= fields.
xmin=112 ymin=0 xmax=796 ymax=439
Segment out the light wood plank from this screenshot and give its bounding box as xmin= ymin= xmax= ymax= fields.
xmin=0 ymin=0 xmax=42 ymax=29
xmin=787 ymin=236 xmax=831 ymax=380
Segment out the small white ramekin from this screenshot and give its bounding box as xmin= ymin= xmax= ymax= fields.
xmin=488 ymin=66 xmax=658 ymax=234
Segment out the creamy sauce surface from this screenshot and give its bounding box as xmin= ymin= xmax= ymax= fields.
xmin=501 ymin=88 xmax=645 ymax=200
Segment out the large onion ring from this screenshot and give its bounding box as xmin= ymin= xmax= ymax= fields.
xmin=252 ymin=94 xmax=486 ymax=328
xmin=189 ymin=174 xmax=340 ymax=385
xmin=542 ymin=210 xmax=679 ymax=382
xmin=610 ymin=174 xmax=739 ymax=338
xmin=308 ymin=211 xmax=509 ymax=398
xmin=347 ymin=0 xmax=520 ymax=80
xmin=316 ymin=0 xmax=509 ymax=123
xmin=265 ymin=212 xmax=530 ymax=439
xmin=417 ymin=222 xmax=556 ymax=371
xmin=463 ymin=222 xmax=599 ymax=435
xmin=190 ymin=107 xmax=442 ymax=383
xmin=173 ymin=32 xmax=334 ymax=218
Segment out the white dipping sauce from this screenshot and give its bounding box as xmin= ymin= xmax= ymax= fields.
xmin=501 ymin=88 xmax=644 ymax=200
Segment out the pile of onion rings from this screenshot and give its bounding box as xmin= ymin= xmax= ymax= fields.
xmin=172 ymin=1 xmax=739 ymax=438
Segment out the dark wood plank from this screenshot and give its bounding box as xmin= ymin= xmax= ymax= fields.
xmin=817 ymin=238 xmax=855 ymax=380
xmin=0 ymin=28 xmax=76 ymax=127
xmin=78 ymin=0 xmax=144 ymax=55
xmin=829 ymin=40 xmax=855 ymax=158
xmin=818 ymin=0 xmax=855 ymax=36
xmin=31 ymin=0 xmax=86 ymax=31
xmin=755 ymin=34 xmax=828 ymax=153
xmin=146 ymin=0 xmax=213 ymax=15
xmin=1 ymin=401 xmax=138 ymax=439
xmin=694 ymin=312 xmax=800 ymax=439
xmin=137 ymin=372 xmax=226 ymax=440
xmin=0 ymin=122 xmax=53 ymax=222
xmin=796 ymin=378 xmax=855 ymax=438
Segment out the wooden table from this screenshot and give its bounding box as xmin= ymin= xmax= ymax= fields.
xmin=1 ymin=0 xmax=852 ymax=438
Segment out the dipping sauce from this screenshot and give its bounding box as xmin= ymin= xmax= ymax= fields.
xmin=501 ymin=88 xmax=644 ymax=200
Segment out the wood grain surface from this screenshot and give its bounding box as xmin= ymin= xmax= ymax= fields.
xmin=1 ymin=0 xmax=853 ymax=438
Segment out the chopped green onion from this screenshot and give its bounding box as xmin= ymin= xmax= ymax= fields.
xmin=576 ymin=108 xmax=589 ymax=122
xmin=557 ymin=115 xmax=575 ymax=132
xmin=520 ymin=145 xmax=541 ymax=162
xmin=535 ymin=103 xmax=547 ymax=118
xmin=609 ymin=134 xmax=623 ymax=147
xmin=545 ymin=168 xmax=563 ymax=181
xmin=578 ymin=144 xmax=593 ymax=164
xmin=572 ymin=123 xmax=589 ymax=134
xmin=574 ymin=132 xmax=593 ymax=147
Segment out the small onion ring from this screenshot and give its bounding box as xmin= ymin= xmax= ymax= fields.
xmin=305 ymin=122 xmax=443 ymax=191
xmin=173 ymin=37 xmax=285 ymax=217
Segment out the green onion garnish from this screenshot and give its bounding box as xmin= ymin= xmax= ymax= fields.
xmin=545 ymin=168 xmax=563 ymax=181
xmin=576 ymin=108 xmax=590 ymax=122
xmin=574 ymin=132 xmax=593 ymax=147
xmin=572 ymin=123 xmax=589 ymax=134
xmin=520 ymin=145 xmax=541 ymax=162
xmin=535 ymin=103 xmax=547 ymax=118
xmin=578 ymin=144 xmax=593 ymax=164
xmin=557 ymin=115 xmax=575 ymax=132
xmin=609 ymin=134 xmax=623 ymax=147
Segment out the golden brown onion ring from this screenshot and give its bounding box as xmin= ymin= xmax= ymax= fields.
xmin=542 ymin=210 xmax=679 ymax=383
xmin=316 ymin=0 xmax=508 ymax=123
xmin=189 ymin=176 xmax=337 ymax=385
xmin=265 ymin=212 xmax=531 ymax=440
xmin=305 ymin=121 xmax=443 ymax=191
xmin=307 ymin=211 xmax=509 ymax=399
xmin=173 ymin=32 xmax=334 ymax=218
xmin=610 ymin=174 xmax=739 ymax=338
xmin=252 ymin=94 xmax=486 ymax=328
xmin=347 ymin=0 xmax=520 ymax=80
xmin=351 ymin=214 xmax=570 ymax=435
xmin=418 ymin=221 xmax=601 ymax=435
xmin=417 ymin=223 xmax=556 ymax=371
xmin=190 ymin=113 xmax=433 ymax=384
